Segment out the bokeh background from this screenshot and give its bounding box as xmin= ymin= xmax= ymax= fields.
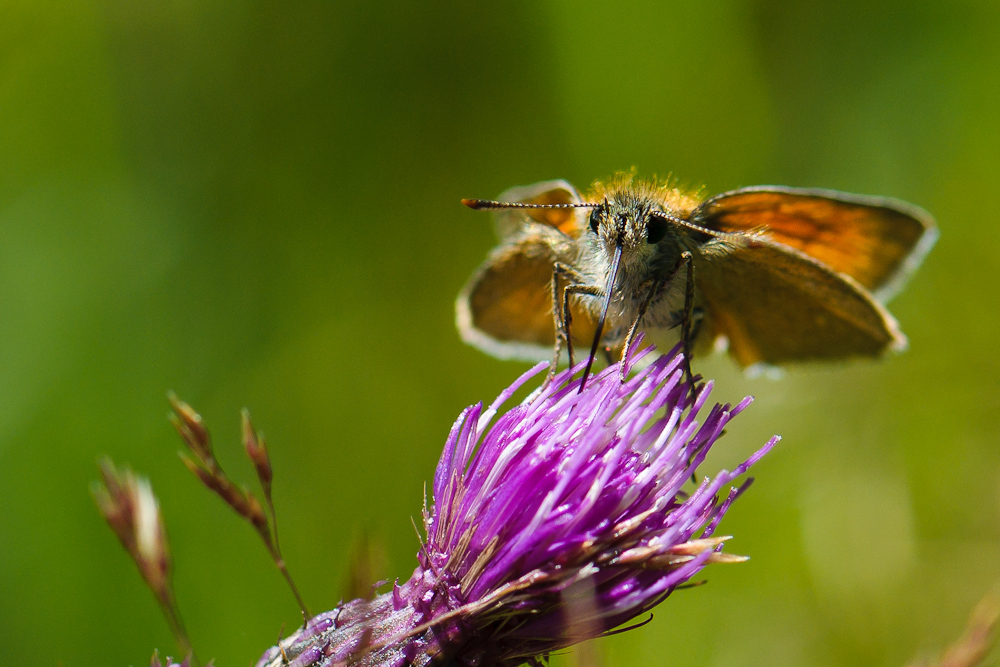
xmin=1 ymin=1 xmax=998 ymax=666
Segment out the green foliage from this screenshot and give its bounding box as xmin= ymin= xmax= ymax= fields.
xmin=0 ymin=1 xmax=997 ymax=665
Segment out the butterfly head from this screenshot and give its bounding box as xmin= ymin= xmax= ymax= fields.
xmin=586 ymin=191 xmax=689 ymax=295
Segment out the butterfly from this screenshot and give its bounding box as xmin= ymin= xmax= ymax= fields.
xmin=456 ymin=172 xmax=937 ymax=387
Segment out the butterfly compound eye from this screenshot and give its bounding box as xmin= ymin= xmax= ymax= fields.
xmin=589 ymin=210 xmax=600 ymax=234
xmin=646 ymin=215 xmax=668 ymax=244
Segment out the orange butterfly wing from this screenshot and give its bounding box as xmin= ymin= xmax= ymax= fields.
xmin=695 ymin=187 xmax=937 ymax=301
xmin=456 ymin=229 xmax=599 ymax=362
xmin=490 ymin=180 xmax=587 ymax=241
xmin=695 ymin=235 xmax=906 ymax=368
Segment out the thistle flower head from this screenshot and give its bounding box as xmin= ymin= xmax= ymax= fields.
xmin=256 ymin=343 xmax=778 ymax=667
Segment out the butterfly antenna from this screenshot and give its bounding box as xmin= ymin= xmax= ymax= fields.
xmin=580 ymin=243 xmax=623 ymax=392
xmin=650 ymin=211 xmax=746 ymax=241
xmin=462 ymin=199 xmax=598 ymax=211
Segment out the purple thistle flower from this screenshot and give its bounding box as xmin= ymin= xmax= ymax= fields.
xmin=256 ymin=343 xmax=778 ymax=667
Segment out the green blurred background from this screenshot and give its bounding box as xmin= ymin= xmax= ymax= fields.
xmin=1 ymin=1 xmax=998 ymax=665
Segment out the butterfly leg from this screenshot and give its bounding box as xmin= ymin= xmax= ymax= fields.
xmin=619 ymin=277 xmax=668 ymax=382
xmin=678 ymin=251 xmax=697 ymax=403
xmin=563 ymin=283 xmax=604 ymax=377
xmin=550 ymin=263 xmax=595 ymax=381
xmin=674 ymin=251 xmax=702 ymax=485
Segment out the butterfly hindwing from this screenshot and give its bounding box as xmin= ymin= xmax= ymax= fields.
xmin=456 ymin=227 xmax=599 ymax=362
xmin=695 ymin=235 xmax=906 ymax=368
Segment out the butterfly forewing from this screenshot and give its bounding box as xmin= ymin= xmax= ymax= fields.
xmin=491 ymin=180 xmax=585 ymax=241
xmin=695 ymin=187 xmax=937 ymax=301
